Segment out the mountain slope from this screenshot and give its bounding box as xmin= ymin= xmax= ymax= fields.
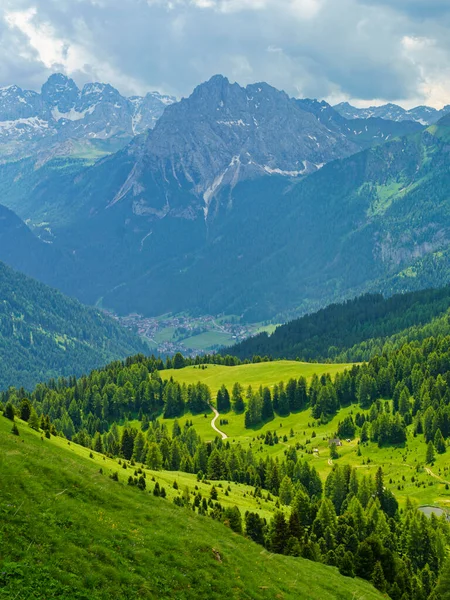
xmin=226 ymin=285 xmax=450 ymax=361
xmin=0 ymin=259 xmax=147 ymax=389
xmin=297 ymin=98 xmax=423 ymax=148
xmin=2 ymin=80 xmax=450 ymax=321
xmin=0 ymin=416 xmax=384 ymax=600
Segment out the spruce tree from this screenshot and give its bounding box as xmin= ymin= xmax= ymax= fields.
xmin=269 ymin=511 xmax=288 ymax=554
xmin=434 ymin=428 xmax=446 ymax=454
xmin=261 ymin=387 xmax=274 ymax=421
xmin=120 ymin=428 xmax=134 ymax=460
xmin=426 ymin=440 xmax=435 ymax=464
xmin=339 ymin=551 xmax=355 ymax=578
xmin=4 ymin=402 xmax=15 ymax=421
xmin=371 ymin=561 xmax=386 ymax=592
xmin=19 ymin=399 xmax=32 ymax=422
xmin=28 ymin=408 xmax=40 ymax=431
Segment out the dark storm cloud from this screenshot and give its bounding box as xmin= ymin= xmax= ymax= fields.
xmin=1 ymin=0 xmax=450 ymax=108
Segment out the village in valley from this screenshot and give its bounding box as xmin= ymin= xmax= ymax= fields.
xmin=104 ymin=311 xmax=274 ymax=355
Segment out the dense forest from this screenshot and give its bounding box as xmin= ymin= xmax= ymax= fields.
xmin=228 ymin=286 xmax=450 ymax=362
xmin=4 ymin=330 xmax=450 ymax=598
xmin=0 ymin=260 xmax=147 ymax=389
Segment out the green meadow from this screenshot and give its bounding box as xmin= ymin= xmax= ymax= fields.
xmin=0 ymin=416 xmax=384 ymax=600
xmin=162 ymin=360 xmax=352 ymax=395
xmin=158 ymin=362 xmax=450 ymax=511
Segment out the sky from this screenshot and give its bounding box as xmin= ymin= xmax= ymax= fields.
xmin=1 ymin=0 xmax=450 ymax=108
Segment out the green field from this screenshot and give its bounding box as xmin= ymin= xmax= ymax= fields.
xmin=181 ymin=330 xmax=235 ymax=351
xmin=0 ymin=416 xmax=384 ymax=600
xmin=158 ymin=402 xmax=450 ymax=509
xmin=158 ymin=363 xmax=450 ymax=510
xmin=162 ymin=360 xmax=353 ymax=395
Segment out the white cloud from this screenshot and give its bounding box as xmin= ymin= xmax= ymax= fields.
xmin=1 ymin=0 xmax=450 ymax=108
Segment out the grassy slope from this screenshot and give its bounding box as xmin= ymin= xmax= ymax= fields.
xmin=162 ymin=361 xmax=352 ymax=396
xmin=158 ymin=365 xmax=450 ymax=509
xmin=0 ymin=417 xmax=384 ymax=600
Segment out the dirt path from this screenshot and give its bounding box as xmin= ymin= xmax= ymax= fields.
xmin=209 ymin=405 xmax=228 ymax=440
xmin=425 ymin=466 xmax=450 ymax=485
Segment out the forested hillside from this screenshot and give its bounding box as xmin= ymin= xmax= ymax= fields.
xmin=0 ymin=261 xmax=147 ymax=389
xmin=4 ymin=331 xmax=450 ymax=598
xmin=228 ymin=286 xmax=450 ymax=362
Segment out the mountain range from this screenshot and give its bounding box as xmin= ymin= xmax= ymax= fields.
xmin=0 ymin=74 xmax=450 ymax=323
xmin=0 ymin=73 xmax=175 ymax=161
xmin=333 ymin=100 xmax=450 ymax=125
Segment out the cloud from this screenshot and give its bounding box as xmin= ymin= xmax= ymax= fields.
xmin=0 ymin=0 xmax=450 ymax=108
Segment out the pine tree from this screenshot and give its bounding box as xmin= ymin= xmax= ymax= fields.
xmin=147 ymin=443 xmax=163 ymax=470
xmin=232 ymin=383 xmax=245 ymax=413
xmin=93 ymin=432 xmax=104 ymax=454
xmin=330 ymin=442 xmax=339 ymax=460
xmin=217 ymin=385 xmax=231 ymax=413
xmin=207 ymin=449 xmax=224 ymax=480
xmin=426 ymin=440 xmax=435 ymax=464
xmin=120 ymin=428 xmax=134 ymax=460
xmin=261 ymin=387 xmax=274 ymax=421
xmin=11 ymin=422 xmax=19 ymax=436
xmin=132 ymin=432 xmax=145 ymax=462
xmin=4 ymin=402 xmax=15 ymax=420
xmin=269 ymin=511 xmax=288 ymax=554
xmin=28 ymin=408 xmax=40 ymax=431
xmin=434 ymin=428 xmax=446 ymax=454
xmin=245 ymin=512 xmax=265 ymax=544
xmin=435 ymin=557 xmax=450 ymax=599
xmin=279 ymin=475 xmax=293 ymax=505
xmin=19 ymin=399 xmax=32 ymax=422
xmin=338 ymin=551 xmax=355 ymax=578
xmin=371 ymin=561 xmax=386 ymax=592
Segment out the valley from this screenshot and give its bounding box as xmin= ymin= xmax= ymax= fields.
xmin=110 ymin=311 xmax=276 ymax=355
xmin=3 ymin=3 xmax=450 ymax=599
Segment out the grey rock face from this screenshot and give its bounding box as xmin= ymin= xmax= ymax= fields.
xmin=0 ymin=73 xmax=176 ymax=157
xmin=113 ymin=75 xmax=360 ymax=220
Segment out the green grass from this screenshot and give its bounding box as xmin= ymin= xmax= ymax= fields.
xmin=152 ymin=362 xmax=450 ymax=509
xmin=0 ymin=416 xmax=384 ymax=600
xmin=162 ymin=361 xmax=352 ymax=396
xmin=182 ymin=330 xmax=235 ymax=351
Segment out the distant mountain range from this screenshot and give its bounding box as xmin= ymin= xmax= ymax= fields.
xmin=1 ymin=74 xmax=450 ymax=323
xmin=0 ymin=73 xmax=176 ymax=161
xmin=333 ymin=101 xmax=450 ymax=125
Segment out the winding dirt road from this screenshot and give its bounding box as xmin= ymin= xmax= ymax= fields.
xmin=425 ymin=466 xmax=450 ymax=485
xmin=209 ymin=405 xmax=228 ymax=440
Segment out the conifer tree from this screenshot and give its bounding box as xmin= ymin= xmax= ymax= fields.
xmin=371 ymin=561 xmax=386 ymax=592
xmin=28 ymin=408 xmax=40 ymax=431
xmin=279 ymin=475 xmax=294 ymax=506
xmin=426 ymin=440 xmax=435 ymax=464
xmin=4 ymin=402 xmax=14 ymax=420
xmin=434 ymin=428 xmax=446 ymax=454
xmin=19 ymin=399 xmax=32 ymax=422
xmin=120 ymin=428 xmax=134 ymax=460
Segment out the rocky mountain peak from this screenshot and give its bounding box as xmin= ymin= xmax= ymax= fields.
xmin=0 ymin=74 xmax=178 ymax=158
xmin=41 ymin=73 xmax=80 ymax=112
